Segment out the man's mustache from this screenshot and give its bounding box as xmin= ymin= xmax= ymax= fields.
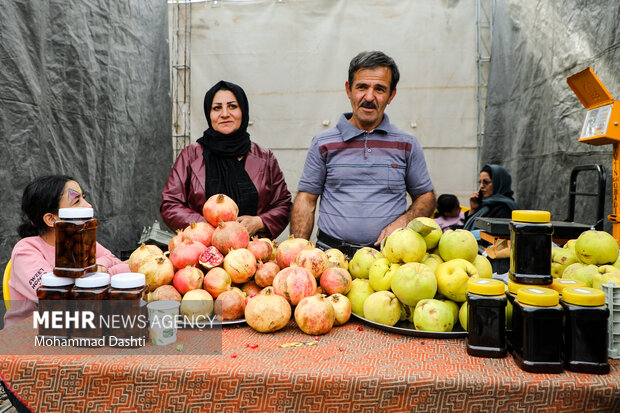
xmin=360 ymin=101 xmax=377 ymax=109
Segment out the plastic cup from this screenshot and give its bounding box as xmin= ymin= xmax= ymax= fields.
xmin=147 ymin=300 xmax=181 ymax=345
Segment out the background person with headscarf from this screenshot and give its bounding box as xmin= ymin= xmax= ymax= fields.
xmin=463 ymin=164 xmax=519 ymax=231
xmin=160 ymin=80 xmax=292 ymax=239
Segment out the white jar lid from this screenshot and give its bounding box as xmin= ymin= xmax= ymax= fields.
xmin=58 ymin=207 xmax=94 ymax=219
xmin=41 ymin=272 xmax=74 ymax=287
xmin=74 ymin=272 xmax=110 ymax=288
xmin=111 ymin=272 xmax=146 ymax=289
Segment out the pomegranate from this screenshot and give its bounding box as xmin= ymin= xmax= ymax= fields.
xmin=180 ymin=289 xmax=213 ymax=323
xmin=260 ymin=238 xmax=277 ymax=261
xmin=168 ymin=230 xmax=184 ymax=253
xmin=276 ymin=236 xmax=310 ymax=269
xmin=202 ymin=194 xmax=239 ymax=227
xmin=149 ymin=284 xmax=182 ymax=302
xmin=211 ymin=221 xmax=250 ymax=255
xmin=182 ymin=221 xmax=215 ymax=247
xmin=326 ymin=293 xmax=352 ymax=325
xmin=172 ymin=265 xmax=204 ymax=295
xmin=247 ymin=236 xmax=273 ymax=262
xmin=223 ymin=248 xmax=257 ymax=283
xmin=244 ymin=286 xmax=292 ymax=332
xmin=168 ymin=239 xmax=208 ymax=270
xmin=294 ymin=294 xmax=335 ymax=335
xmin=240 ymin=279 xmax=261 ymax=297
xmin=198 ymin=246 xmax=224 ymax=270
xmin=203 ymin=267 xmax=232 ymax=298
xmin=255 ymin=260 xmax=280 ymax=287
xmin=128 ymin=244 xmax=164 ymax=272
xmin=295 ymin=244 xmax=328 ymax=278
xmin=272 ymin=265 xmax=317 ymax=306
xmin=319 ymin=267 xmax=353 ymax=295
xmin=325 ymin=248 xmax=349 ymax=269
xmin=137 ymin=254 xmax=175 ymax=291
xmin=216 ymin=289 xmax=246 ymax=320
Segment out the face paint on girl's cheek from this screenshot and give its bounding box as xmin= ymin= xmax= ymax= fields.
xmin=68 ymin=188 xmax=82 ymax=203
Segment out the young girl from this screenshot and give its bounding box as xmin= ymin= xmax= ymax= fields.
xmin=5 ymin=174 xmax=129 ymax=327
xmin=434 ymin=194 xmax=465 ymax=232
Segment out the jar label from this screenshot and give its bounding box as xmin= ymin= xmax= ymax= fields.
xmin=528 ymin=288 xmax=545 ymax=294
xmin=573 ymin=288 xmax=592 ymax=294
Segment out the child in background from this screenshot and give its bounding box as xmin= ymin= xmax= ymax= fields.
xmin=434 ymin=194 xmax=465 ymax=232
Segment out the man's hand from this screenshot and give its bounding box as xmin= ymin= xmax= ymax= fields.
xmin=290 ymin=192 xmax=319 ymax=240
xmin=374 ymin=190 xmax=436 ymax=246
xmin=236 ymin=215 xmax=265 ymax=238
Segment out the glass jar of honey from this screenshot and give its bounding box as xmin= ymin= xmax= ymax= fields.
xmin=54 ymin=207 xmax=98 ymax=278
xmin=36 ymin=273 xmax=74 ymax=339
xmin=509 ymin=210 xmax=553 ymax=285
xmin=108 ymin=273 xmax=149 ymax=347
xmin=561 ymin=287 xmax=610 ymax=374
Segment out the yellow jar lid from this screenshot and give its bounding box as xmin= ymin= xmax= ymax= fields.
xmin=508 ymin=279 xmax=547 ymax=295
xmin=517 ymin=287 xmax=559 ymax=306
xmin=550 ymin=278 xmax=587 ymax=294
xmin=511 ymin=210 xmax=551 ymax=223
xmin=467 ymin=278 xmax=505 ymax=296
xmin=562 ymin=287 xmax=606 ymax=306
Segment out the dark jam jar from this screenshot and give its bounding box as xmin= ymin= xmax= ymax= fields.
xmin=512 ymin=287 xmax=563 ymax=373
xmin=54 ymin=207 xmax=98 ymax=278
xmin=509 ymin=210 xmax=553 ymax=285
xmin=108 ymin=273 xmax=149 ymax=348
xmin=505 ymin=280 xmax=531 ymax=351
xmin=466 ymin=278 xmax=507 ymax=358
xmin=560 ymin=287 xmax=610 ymax=374
xmin=36 ymin=273 xmax=74 ymax=339
xmin=71 ymin=272 xmax=109 ymax=345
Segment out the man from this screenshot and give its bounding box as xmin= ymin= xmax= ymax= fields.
xmin=291 ymin=51 xmax=435 ymax=256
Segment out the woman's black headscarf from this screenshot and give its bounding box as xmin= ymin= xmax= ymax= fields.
xmin=463 ymin=164 xmax=519 ymax=231
xmin=196 ymin=80 xmax=258 ymax=217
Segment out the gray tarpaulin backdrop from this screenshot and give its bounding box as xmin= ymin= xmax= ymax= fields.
xmin=483 ymin=0 xmax=620 ymax=231
xmin=0 ymin=1 xmax=171 ymax=278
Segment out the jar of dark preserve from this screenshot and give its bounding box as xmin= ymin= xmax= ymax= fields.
xmin=108 ymin=273 xmax=149 ymax=347
xmin=466 ymin=278 xmax=507 ymax=358
xmin=512 ymin=287 xmax=563 ymax=373
xmin=54 ymin=207 xmax=98 ymax=278
xmin=505 ymin=279 xmax=531 ymax=351
xmin=71 ymin=272 xmax=109 ymax=345
xmin=560 ymin=287 xmax=610 ymax=374
xmin=37 ymin=273 xmax=75 ymax=339
xmin=509 ymin=210 xmax=553 ymax=285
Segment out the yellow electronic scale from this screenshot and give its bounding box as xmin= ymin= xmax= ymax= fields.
xmin=567 ymin=67 xmax=620 ymax=244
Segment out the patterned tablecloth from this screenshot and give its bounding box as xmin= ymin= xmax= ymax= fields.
xmin=0 ymin=319 xmax=619 ymax=412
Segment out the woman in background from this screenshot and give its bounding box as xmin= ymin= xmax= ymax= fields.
xmin=5 ymin=174 xmax=129 ymax=327
xmin=463 ymin=164 xmax=519 ymax=231
xmin=160 ymin=80 xmax=292 ymax=239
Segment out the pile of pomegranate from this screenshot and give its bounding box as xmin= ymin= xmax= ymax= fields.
xmin=129 ymin=193 xmax=352 ymax=335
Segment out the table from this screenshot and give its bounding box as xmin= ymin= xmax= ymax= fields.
xmin=0 ymin=319 xmax=619 ymax=412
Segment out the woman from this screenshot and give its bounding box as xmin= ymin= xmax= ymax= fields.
xmin=160 ymin=80 xmax=292 ymax=239
xmin=463 ymin=164 xmax=519 ymax=231
xmin=5 ymin=175 xmax=129 ymax=327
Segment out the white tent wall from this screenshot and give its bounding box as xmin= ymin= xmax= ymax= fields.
xmin=179 ymin=0 xmax=481 ymax=241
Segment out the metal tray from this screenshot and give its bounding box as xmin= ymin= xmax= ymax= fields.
xmin=351 ymin=313 xmax=467 ymax=338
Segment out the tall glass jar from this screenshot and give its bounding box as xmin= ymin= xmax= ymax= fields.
xmin=509 ymin=210 xmax=553 ymax=285
xmin=108 ymin=273 xmax=149 ymax=347
xmin=71 ymin=272 xmax=109 ymax=346
xmin=36 ymin=273 xmax=74 ymax=339
xmin=54 ymin=207 xmax=98 ymax=278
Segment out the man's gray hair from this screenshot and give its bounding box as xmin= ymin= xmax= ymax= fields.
xmin=348 ymin=51 xmax=400 ymax=94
